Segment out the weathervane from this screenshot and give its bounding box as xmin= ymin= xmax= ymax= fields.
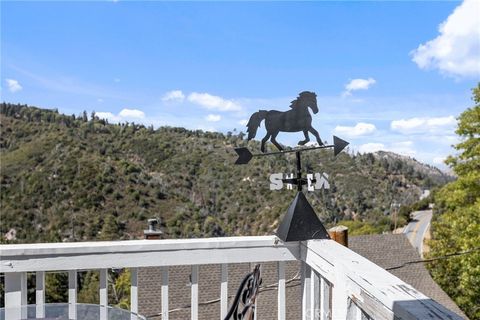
xmin=234 ymin=91 xmax=349 ymax=242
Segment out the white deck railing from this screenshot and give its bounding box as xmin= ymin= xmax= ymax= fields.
xmin=0 ymin=236 xmax=462 ymax=320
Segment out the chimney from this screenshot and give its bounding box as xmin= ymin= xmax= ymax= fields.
xmin=144 ymin=218 xmax=163 ymax=240
xmin=328 ymin=225 xmax=348 ymax=247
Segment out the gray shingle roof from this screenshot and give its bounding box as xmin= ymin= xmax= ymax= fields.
xmin=349 ymin=234 xmax=467 ymax=319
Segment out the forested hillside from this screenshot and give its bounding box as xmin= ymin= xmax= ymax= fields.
xmin=0 ymin=103 xmax=452 ymax=243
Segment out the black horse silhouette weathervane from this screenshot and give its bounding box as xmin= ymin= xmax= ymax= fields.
xmin=233 ymin=90 xmax=350 ymax=241
xmin=246 ymin=91 xmax=323 ymax=153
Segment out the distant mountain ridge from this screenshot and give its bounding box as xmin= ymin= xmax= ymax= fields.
xmin=0 ymin=103 xmax=453 ymax=243
xmin=373 ymin=151 xmax=454 ymax=184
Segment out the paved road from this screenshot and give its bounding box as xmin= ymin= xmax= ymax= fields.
xmin=403 ymin=210 xmax=433 ymax=257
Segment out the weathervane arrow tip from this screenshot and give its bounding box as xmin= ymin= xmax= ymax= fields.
xmin=234 ymin=147 xmax=253 ymax=165
xmin=333 ymin=136 xmax=349 ymax=156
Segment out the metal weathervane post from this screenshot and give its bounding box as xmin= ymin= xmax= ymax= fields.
xmin=233 ymin=91 xmax=349 ymax=242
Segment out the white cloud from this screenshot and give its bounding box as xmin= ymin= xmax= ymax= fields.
xmin=357 ymin=141 xmax=416 ymax=157
xmin=389 ymin=141 xmax=417 ymax=157
xmin=205 ymin=114 xmax=221 ymax=122
xmin=239 ymin=119 xmax=248 ymax=126
xmin=393 ymin=141 xmax=413 ymax=148
xmin=433 ymin=156 xmax=447 ymax=165
xmin=5 ymin=79 xmax=22 ymax=93
xmin=334 ymin=122 xmax=376 ymax=137
xmin=343 ymin=78 xmax=376 ymax=96
xmin=188 ymin=92 xmax=241 ymax=111
xmin=358 ymin=143 xmax=385 ymax=153
xmin=411 ymin=0 xmax=480 ymax=78
xmin=391 ymin=118 xmax=424 ymax=131
xmin=427 ymin=116 xmax=457 ymax=127
xmin=97 ymin=108 xmax=145 ymax=122
xmin=196 ymin=125 xmax=217 ymax=132
xmin=162 ymin=90 xmax=185 ymax=102
xmin=96 ymin=112 xmax=120 ymax=122
xmin=391 ymin=116 xmax=456 ymax=134
xmin=119 ymin=108 xmax=145 ymax=119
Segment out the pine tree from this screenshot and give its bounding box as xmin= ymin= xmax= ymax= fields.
xmin=429 ymin=83 xmax=480 ymax=320
xmin=99 ymin=215 xmax=119 ymax=240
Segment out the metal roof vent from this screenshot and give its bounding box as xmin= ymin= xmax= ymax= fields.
xmin=144 ymin=218 xmax=163 ymax=240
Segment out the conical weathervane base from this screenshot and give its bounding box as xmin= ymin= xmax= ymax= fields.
xmin=276 ymin=192 xmax=330 ymax=242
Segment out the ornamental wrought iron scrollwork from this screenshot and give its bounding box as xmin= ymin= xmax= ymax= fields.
xmin=224 ymin=264 xmax=262 ymax=320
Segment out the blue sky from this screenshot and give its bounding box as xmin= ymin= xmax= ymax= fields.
xmin=2 ymin=1 xmax=479 ymax=170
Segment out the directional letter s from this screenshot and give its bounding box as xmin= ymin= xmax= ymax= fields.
xmin=269 ymin=173 xmax=283 ymax=190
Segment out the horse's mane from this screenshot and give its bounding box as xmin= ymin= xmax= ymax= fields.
xmin=288 ymin=99 xmax=298 ymax=109
xmin=288 ymin=91 xmax=316 ymax=109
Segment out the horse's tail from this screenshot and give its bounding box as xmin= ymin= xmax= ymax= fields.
xmin=246 ymin=110 xmax=268 ymax=140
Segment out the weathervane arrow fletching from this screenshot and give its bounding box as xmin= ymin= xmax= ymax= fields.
xmin=234 ymin=147 xmax=253 ymax=165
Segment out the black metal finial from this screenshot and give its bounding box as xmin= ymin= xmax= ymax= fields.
xmin=276 ymin=192 xmax=330 ymax=241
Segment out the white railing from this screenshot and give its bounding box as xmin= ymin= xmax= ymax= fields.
xmin=0 ymin=236 xmax=462 ymax=320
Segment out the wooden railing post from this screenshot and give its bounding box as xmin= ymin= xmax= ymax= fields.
xmin=36 ymin=271 xmax=45 ymax=318
xmin=310 ymin=270 xmax=320 ymax=320
xmin=4 ymin=272 xmax=27 ymax=320
xmin=331 ymin=272 xmax=348 ymax=319
xmin=301 ymin=262 xmax=312 ymax=320
xmin=130 ymin=268 xmax=138 ymax=320
xmin=220 ymin=264 xmax=228 ymax=319
xmin=191 ymin=265 xmax=199 ymax=320
xmin=320 ymin=277 xmax=331 ymax=320
xmin=100 ymin=269 xmax=108 ymax=320
xmin=161 ymin=267 xmax=169 ymax=320
xmin=277 ymin=261 xmax=286 ymax=320
xmin=68 ymin=270 xmax=77 ymax=320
